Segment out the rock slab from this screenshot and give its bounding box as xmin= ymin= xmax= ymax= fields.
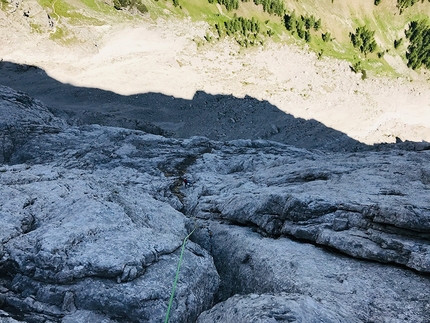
xmin=0 ymin=85 xmax=219 ymax=322
xmin=1 ymin=84 xmax=429 ymax=322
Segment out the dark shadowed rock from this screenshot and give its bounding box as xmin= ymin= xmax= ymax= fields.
xmin=0 ymin=310 xmax=24 ymax=323
xmin=197 ymin=293 xmax=358 ymax=323
xmin=1 ymin=84 xmax=429 ymax=322
xmin=193 ymin=222 xmax=430 ymax=323
xmin=0 ymin=63 xmax=367 ymax=152
xmin=0 ymin=85 xmax=65 ymax=164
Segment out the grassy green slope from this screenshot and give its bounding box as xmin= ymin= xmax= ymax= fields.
xmin=145 ymin=0 xmax=429 ymax=77
xmin=172 ymin=0 xmax=430 ymax=76
xmin=2 ymin=0 xmax=429 ymax=76
xmin=284 ymin=0 xmax=430 ymax=75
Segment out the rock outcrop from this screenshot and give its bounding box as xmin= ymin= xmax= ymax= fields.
xmin=0 ymin=85 xmax=219 ymax=322
xmin=0 ymin=86 xmax=65 ymax=164
xmin=0 ymin=84 xmax=429 ymax=322
xmin=193 ymin=223 xmax=430 ymax=322
xmin=184 ymin=139 xmax=430 ymax=273
xmin=197 ymin=292 xmax=359 ymax=323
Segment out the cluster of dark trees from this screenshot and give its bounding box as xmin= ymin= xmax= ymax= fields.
xmin=224 ymin=16 xmax=260 ymax=35
xmin=215 ymin=16 xmax=262 ymax=46
xmin=209 ymin=0 xmax=283 ymax=15
xmin=322 ymin=32 xmax=331 ymax=42
xmin=283 ymin=11 xmax=321 ymax=42
xmin=350 ymin=26 xmax=377 ymax=56
xmin=405 ymin=20 xmax=430 ymax=69
xmin=113 ymin=0 xmax=148 ymax=13
xmin=397 ymin=0 xmax=429 ymax=9
xmin=208 ymin=0 xmax=239 ymax=11
xmin=376 ymin=0 xmax=430 ymax=8
xmin=251 ymin=0 xmax=284 ymax=16
xmin=397 ymin=0 xmax=430 ymax=13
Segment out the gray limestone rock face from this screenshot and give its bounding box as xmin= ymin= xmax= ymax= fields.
xmin=0 ymin=310 xmax=24 ymax=323
xmin=197 ymin=293 xmax=360 ymax=323
xmin=61 ymin=310 xmax=120 ymax=323
xmin=193 ymin=222 xmax=430 ymax=323
xmin=1 ymin=84 xmax=430 ymax=322
xmin=0 ymin=159 xmax=219 ymax=322
xmin=0 ymin=87 xmax=219 ymax=322
xmin=184 ymin=140 xmax=430 ymax=273
xmin=0 ymin=85 xmax=65 ymax=164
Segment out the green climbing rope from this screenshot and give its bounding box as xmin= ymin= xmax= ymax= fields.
xmin=164 ymin=228 xmax=196 ymax=323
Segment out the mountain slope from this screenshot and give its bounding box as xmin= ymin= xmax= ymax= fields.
xmin=2 ymin=0 xmax=429 ymax=76
xmin=1 ymin=0 xmax=430 ymax=146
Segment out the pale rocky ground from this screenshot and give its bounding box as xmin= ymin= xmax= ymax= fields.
xmin=0 ymin=3 xmax=430 ymax=146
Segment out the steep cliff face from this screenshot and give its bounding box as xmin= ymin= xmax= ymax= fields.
xmin=0 ymin=84 xmax=429 ymax=322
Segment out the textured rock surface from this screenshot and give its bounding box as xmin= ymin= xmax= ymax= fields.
xmin=197 ymin=293 xmax=360 ymax=323
xmin=1 ymin=84 xmax=430 ymax=322
xmin=0 ymin=85 xmax=219 ymax=322
xmin=0 ymin=85 xmax=65 ymax=163
xmin=193 ymin=222 xmax=430 ymax=322
xmin=0 ymin=309 xmax=23 ymax=323
xmin=184 ymin=140 xmax=430 ymax=272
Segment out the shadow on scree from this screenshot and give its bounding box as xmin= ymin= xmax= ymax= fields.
xmin=1 ymin=60 xmax=429 ymax=153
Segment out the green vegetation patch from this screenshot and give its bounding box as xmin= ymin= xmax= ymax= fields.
xmin=49 ymin=25 xmax=66 ymax=40
xmin=38 ymin=0 xmax=105 ymax=24
xmin=1 ymin=0 xmax=8 ymax=9
xmin=405 ymin=19 xmax=430 ymax=69
xmin=208 ymin=0 xmax=238 ymax=11
xmin=215 ymin=15 xmax=263 ymax=47
xmin=78 ymin=0 xmax=117 ymax=14
xmin=350 ymin=26 xmax=377 ymax=57
xmin=397 ymin=0 xmax=429 ymax=10
xmin=113 ymin=0 xmax=148 ymax=13
xmin=251 ymin=0 xmax=284 ymax=16
xmin=30 ymin=22 xmax=44 ymax=33
xmin=283 ymin=11 xmax=321 ymax=43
